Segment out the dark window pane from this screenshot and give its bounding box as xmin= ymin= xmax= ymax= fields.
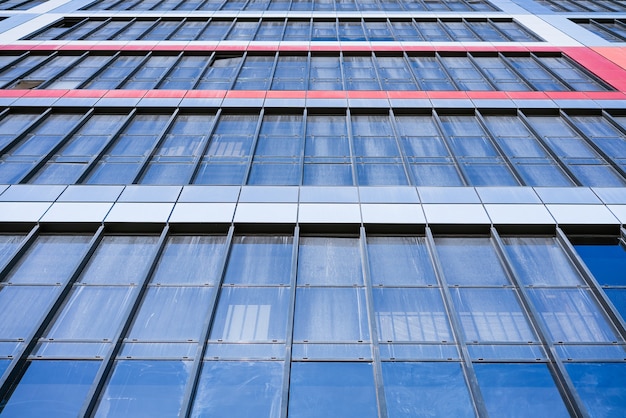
xmin=566 ymin=363 xmax=626 ymax=417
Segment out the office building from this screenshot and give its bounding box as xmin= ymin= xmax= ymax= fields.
xmin=0 ymin=0 xmax=624 ymax=416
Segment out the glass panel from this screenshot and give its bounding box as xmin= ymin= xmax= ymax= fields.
xmin=0 ymin=234 xmax=24 ymax=267
xmin=150 ymin=236 xmax=227 ymax=285
xmin=528 ymin=288 xmax=620 ymax=343
xmin=474 ymin=363 xmax=569 ymax=418
xmin=191 ymin=361 xmax=283 ymax=418
xmin=44 ymin=286 xmax=135 ymax=341
xmin=566 ymin=363 xmax=626 ymax=417
xmin=78 ymin=236 xmax=159 ymax=285
xmin=0 ymin=286 xmax=59 ymax=339
xmin=5 ymin=235 xmax=90 ymax=285
xmin=94 ymin=360 xmax=191 ymax=417
xmin=367 ymin=236 xmax=437 ymax=286
xmin=450 ymin=288 xmax=537 ymax=342
xmin=223 ymin=236 xmax=292 ymax=285
xmin=435 ymin=237 xmax=510 ymax=286
xmin=128 ymin=287 xmax=215 ymax=341
xmin=382 ymin=362 xmax=475 ymax=418
xmin=575 ymin=243 xmax=626 ymax=286
xmin=0 ymin=361 xmax=100 ymax=418
xmin=294 ymin=288 xmax=369 ymax=342
xmin=297 ymin=237 xmax=362 ymax=285
xmin=503 ymin=237 xmax=584 ymax=286
xmin=288 ymin=362 xmax=378 ymax=418
xmin=373 ymin=288 xmax=453 ymax=342
xmin=210 ymin=287 xmax=289 ymax=342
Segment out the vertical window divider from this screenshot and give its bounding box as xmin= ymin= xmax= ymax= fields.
xmin=0 ymin=225 xmax=104 ymax=401
xmin=179 ymin=225 xmax=234 ymax=418
xmin=560 ymin=110 xmax=626 ymax=181
xmin=297 ymin=108 xmax=307 ymax=186
xmin=136 ymin=18 xmax=162 ymax=40
xmin=227 ymin=51 xmax=251 ymax=91
xmin=338 ymin=50 xmax=346 ymax=90
xmin=497 ymin=52 xmax=536 ymax=91
xmin=74 ymin=52 xmax=120 ymax=89
xmin=516 ymin=109 xmax=584 ymax=186
xmin=79 ymin=226 xmax=171 ymax=418
xmin=424 ymin=227 xmax=489 ymax=418
xmin=78 ymin=18 xmax=114 ymax=40
xmin=0 ymin=108 xmax=51 ymax=156
xmin=465 ymin=53 xmax=500 ymax=91
xmin=485 ymin=18 xmax=512 ymax=42
xmin=185 ymin=108 xmax=222 ymax=185
xmin=359 ymin=226 xmax=389 ymax=418
xmin=437 ymin=18 xmax=461 ymax=41
xmin=166 ymin=18 xmax=190 ymax=41
xmin=19 ymin=108 xmax=95 ymax=184
xmin=431 ymin=109 xmax=470 ymax=186
xmin=345 ymin=108 xmax=357 ymax=186
xmin=76 ymin=107 xmax=136 ymax=184
xmin=0 ymin=52 xmax=29 ymax=74
xmin=489 ymin=227 xmax=590 ymax=418
xmin=131 ymin=109 xmax=180 ymax=184
xmin=621 ymin=226 xmax=626 ymax=245
xmin=279 ymin=225 xmax=299 ymax=418
xmin=219 ymin=17 xmax=240 ymax=41
xmin=531 ymin=52 xmax=580 ymax=91
xmin=474 ymin=109 xmax=525 ymax=186
xmin=242 ymin=109 xmax=264 ymax=185
xmin=555 ymin=227 xmax=626 ymax=341
xmin=399 ymin=51 xmax=421 ymax=89
xmin=387 ymin=108 xmax=414 ymax=185
xmin=267 ymin=51 xmax=281 ymax=91
xmin=368 ymin=52 xmax=385 ymax=91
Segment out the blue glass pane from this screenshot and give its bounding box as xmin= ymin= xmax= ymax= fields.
xmin=297 ymin=237 xmax=362 ymax=285
xmin=435 ymin=237 xmax=510 ymax=285
xmin=373 ymin=288 xmax=453 ymax=342
xmin=575 ymin=244 xmax=626 ymax=286
xmin=367 ymin=236 xmax=437 ymax=286
xmin=289 ymin=362 xmax=377 ymax=418
xmin=191 ymin=361 xmax=283 ymax=418
xmin=224 ymin=236 xmax=292 ymax=285
xmin=382 ymin=362 xmax=474 ymax=418
xmin=94 ymin=360 xmax=190 ymax=417
xmin=0 ymin=361 xmax=100 ymax=418
xmin=474 ymin=363 xmax=569 ymax=418
xmin=0 ymin=359 xmax=8 ymax=377
xmin=566 ymin=363 xmax=626 ymax=417
xmin=604 ymin=289 xmax=626 ymax=321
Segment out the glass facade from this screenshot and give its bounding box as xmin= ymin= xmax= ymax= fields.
xmin=0 ymin=0 xmax=625 ymax=415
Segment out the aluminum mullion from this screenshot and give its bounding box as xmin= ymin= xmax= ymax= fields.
xmin=74 ymin=52 xmax=121 ymax=89
xmin=424 ymin=227 xmax=489 ymax=418
xmin=345 ymin=108 xmax=358 ymax=187
xmin=81 ymin=226 xmax=171 ymax=418
xmin=359 ymin=227 xmax=388 ymax=418
xmin=431 ymin=109 xmax=471 ymax=186
xmin=0 ymin=225 xmax=39 ymax=285
xmin=0 ymin=108 xmax=51 ymax=157
xmin=279 ymin=225 xmax=299 ymax=418
xmin=0 ymin=51 xmax=60 ymax=90
xmin=387 ymin=108 xmax=414 ymax=186
xmin=116 ymin=51 xmax=156 ymax=90
xmin=242 ymin=108 xmax=269 ymax=185
xmin=38 ymin=51 xmax=91 ymax=89
xmin=183 ymin=108 xmax=222 ymax=185
xmin=179 ymin=225 xmax=234 ymax=418
xmin=490 ymin=227 xmax=590 ymax=418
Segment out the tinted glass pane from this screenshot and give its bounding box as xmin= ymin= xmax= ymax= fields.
xmin=128 ymin=287 xmax=215 ymax=341
xmin=94 ymin=360 xmax=190 ymax=417
xmin=297 ymin=237 xmax=362 ymax=285
xmin=210 ymin=287 xmax=289 ymax=342
xmin=450 ymin=288 xmax=537 ymax=342
xmin=373 ymin=288 xmax=452 ymax=342
xmin=288 ymin=362 xmax=377 ymax=418
xmin=566 ymin=363 xmax=626 ymax=417
xmin=575 ymin=244 xmax=626 ymax=286
xmin=150 ymin=236 xmax=227 ymax=285
xmin=224 ymin=236 xmax=292 ymax=285
xmin=367 ymin=236 xmax=437 ymax=286
xmin=0 ymin=235 xmax=24 ymax=267
xmin=0 ymin=286 xmax=59 ymax=339
xmin=503 ymin=237 xmax=584 ymax=286
xmin=191 ymin=361 xmax=283 ymax=418
xmin=474 ymin=363 xmax=569 ymax=418
xmin=4 ymin=235 xmax=90 ymax=284
xmin=435 ymin=237 xmax=509 ymax=285
xmin=0 ymin=361 xmax=100 ymax=418
xmin=382 ymin=362 xmax=475 ymax=418
xmin=294 ymin=288 xmax=369 ymax=342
